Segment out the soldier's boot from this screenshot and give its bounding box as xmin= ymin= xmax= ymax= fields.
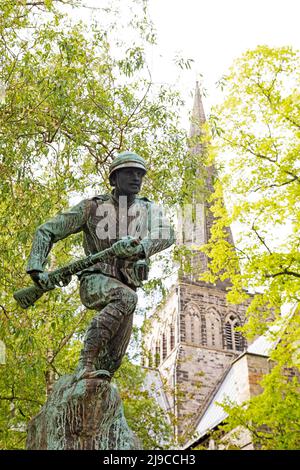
xmin=74 ymin=349 xmax=111 ymax=382
xmin=74 ymin=304 xmax=125 ymax=382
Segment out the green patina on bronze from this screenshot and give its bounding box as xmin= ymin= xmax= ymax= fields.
xmin=14 ymin=239 xmax=146 ymax=309
xmin=20 ymin=152 xmax=174 ymax=450
xmin=26 ymin=375 xmax=141 ymax=450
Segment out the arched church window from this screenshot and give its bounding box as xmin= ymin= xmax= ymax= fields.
xmin=170 ymin=325 xmax=175 ymax=350
xmin=190 ymin=315 xmax=195 ymax=342
xmin=148 ymin=351 xmax=153 ymax=368
xmin=206 ymin=309 xmax=222 ymax=348
xmin=185 ymin=311 xmax=192 ymax=343
xmin=225 ymin=314 xmax=244 ymax=352
xmin=201 ymin=314 xmax=207 ymax=346
xmin=162 ymin=333 xmax=167 ymax=360
xmin=155 ymin=341 xmax=160 ymax=367
xmin=184 ymin=303 xmax=201 ymax=345
xmin=225 ymin=322 xmax=233 ymax=349
xmin=234 ymin=327 xmax=243 ymax=351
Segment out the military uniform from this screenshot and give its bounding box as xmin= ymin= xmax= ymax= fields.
xmin=26 ymin=189 xmax=174 ymax=378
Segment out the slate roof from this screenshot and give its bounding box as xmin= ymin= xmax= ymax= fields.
xmin=184 ymin=329 xmax=279 ymax=448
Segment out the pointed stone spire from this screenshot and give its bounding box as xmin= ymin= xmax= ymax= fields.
xmin=189 ymin=81 xmax=206 ymax=138
xmin=181 ymin=82 xmax=209 ymax=258
xmin=182 ymin=82 xmax=235 ymax=280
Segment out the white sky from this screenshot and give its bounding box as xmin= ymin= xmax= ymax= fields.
xmin=148 ymin=0 xmax=300 ymax=116
xmin=80 ymin=0 xmax=300 ymax=122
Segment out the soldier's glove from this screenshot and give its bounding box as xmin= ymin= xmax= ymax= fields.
xmin=29 ymin=270 xmax=43 ymax=287
xmin=112 ymin=236 xmax=144 ymax=259
xmin=29 ymin=270 xmax=68 ymax=290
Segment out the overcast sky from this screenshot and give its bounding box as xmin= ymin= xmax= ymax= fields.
xmin=148 ymin=0 xmax=300 ymax=116
xmin=81 ymin=0 xmax=300 ymax=121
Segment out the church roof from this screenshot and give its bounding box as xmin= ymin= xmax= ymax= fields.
xmin=183 ymin=349 xmax=265 ymax=448
xmin=184 ymin=327 xmax=282 ymax=448
xmin=192 ymin=356 xmax=245 ymax=440
xmin=246 ymin=334 xmax=275 ymax=357
xmin=142 ymin=367 xmax=171 ymax=418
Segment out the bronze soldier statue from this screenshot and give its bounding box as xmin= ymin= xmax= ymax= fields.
xmin=26 ymin=152 xmax=174 ymax=382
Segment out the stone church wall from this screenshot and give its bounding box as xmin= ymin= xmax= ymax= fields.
xmin=175 ymin=344 xmax=236 ymax=435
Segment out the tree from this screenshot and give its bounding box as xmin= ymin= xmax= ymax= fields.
xmin=0 ymin=0 xmax=186 ymax=449
xmin=201 ymin=45 xmax=300 ymax=449
xmin=115 ymin=355 xmax=174 ymax=450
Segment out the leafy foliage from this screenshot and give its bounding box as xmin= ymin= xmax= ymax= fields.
xmin=0 ymin=0 xmax=186 ymax=449
xmin=115 ymin=357 xmax=174 ymax=449
xmin=201 ymin=45 xmax=300 ymax=449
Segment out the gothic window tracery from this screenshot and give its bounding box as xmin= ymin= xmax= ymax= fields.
xmin=155 ymin=340 xmax=160 ymax=367
xmin=206 ymin=308 xmax=222 ymax=348
xmin=184 ymin=303 xmax=202 ymax=345
xmin=162 ymin=333 xmax=167 ymax=360
xmin=148 ymin=351 xmax=153 ymax=368
xmin=225 ymin=314 xmax=244 ymax=352
xmin=170 ymin=325 xmax=175 ymax=350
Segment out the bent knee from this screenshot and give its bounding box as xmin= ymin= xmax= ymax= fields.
xmin=122 ymin=287 xmax=138 ymax=311
xmin=114 ymin=287 xmax=138 ymax=313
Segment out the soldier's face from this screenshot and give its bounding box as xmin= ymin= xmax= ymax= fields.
xmin=114 ymin=167 xmax=145 ymax=195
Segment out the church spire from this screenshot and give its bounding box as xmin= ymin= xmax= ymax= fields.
xmin=181 ymin=82 xmax=235 ymax=279
xmin=189 ymin=81 xmax=206 ymax=138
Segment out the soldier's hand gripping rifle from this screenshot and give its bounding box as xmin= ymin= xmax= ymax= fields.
xmin=13 ymin=238 xmax=141 ymax=309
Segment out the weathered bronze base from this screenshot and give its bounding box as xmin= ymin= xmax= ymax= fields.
xmin=26 ymin=374 xmax=141 ymax=450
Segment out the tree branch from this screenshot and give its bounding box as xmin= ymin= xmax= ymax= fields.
xmin=253 ymin=176 xmax=299 ymax=192
xmin=0 ymin=396 xmax=43 ymax=405
xmin=251 ymin=224 xmax=272 ymax=255
xmin=0 ymin=304 xmax=9 ymax=319
xmin=50 ymin=309 xmax=88 ymax=363
xmin=266 ymin=270 xmax=300 ymax=279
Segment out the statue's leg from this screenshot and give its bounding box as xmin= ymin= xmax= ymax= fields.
xmin=95 ymin=309 xmax=134 ymax=375
xmin=76 ymin=273 xmax=137 ymax=380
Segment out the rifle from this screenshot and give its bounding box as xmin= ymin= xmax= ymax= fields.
xmin=13 ymin=239 xmax=139 ymax=309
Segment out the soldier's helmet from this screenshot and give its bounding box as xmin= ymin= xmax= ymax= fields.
xmin=109 ymin=151 xmax=147 ymax=185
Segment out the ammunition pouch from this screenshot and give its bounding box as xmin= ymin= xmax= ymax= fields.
xmin=132 ymin=259 xmax=149 ymax=285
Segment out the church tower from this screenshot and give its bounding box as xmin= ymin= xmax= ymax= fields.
xmin=143 ymin=83 xmax=248 ymax=442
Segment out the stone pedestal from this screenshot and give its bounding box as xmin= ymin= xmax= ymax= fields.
xmin=26 ymin=374 xmax=141 ymax=450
